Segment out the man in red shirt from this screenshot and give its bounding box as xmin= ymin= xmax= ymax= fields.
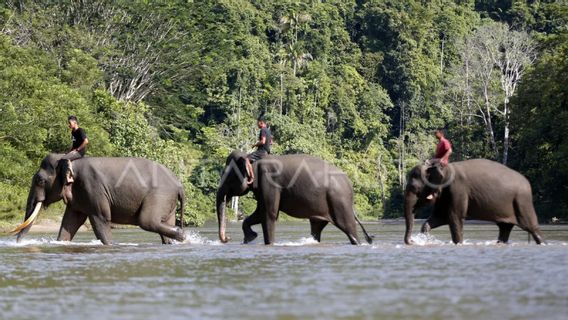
xmin=425 ymin=128 xmax=452 ymax=200
xmin=433 ymin=128 xmax=452 ymax=166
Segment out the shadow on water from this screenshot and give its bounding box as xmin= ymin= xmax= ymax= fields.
xmin=0 ymin=220 xmax=567 ymax=320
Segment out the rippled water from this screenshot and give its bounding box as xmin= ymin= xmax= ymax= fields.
xmin=1 ymin=221 xmax=567 ymax=320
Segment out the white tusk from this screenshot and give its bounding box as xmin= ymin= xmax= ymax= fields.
xmin=10 ymin=202 xmax=42 ymax=234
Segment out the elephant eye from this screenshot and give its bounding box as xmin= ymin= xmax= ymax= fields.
xmin=37 ymin=178 xmax=46 ymax=186
xmin=408 ymin=183 xmax=420 ymax=194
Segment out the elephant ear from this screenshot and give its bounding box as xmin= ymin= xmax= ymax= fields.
xmin=426 ymin=163 xmax=445 ymax=185
xmin=57 ymin=159 xmax=74 ymax=185
xmin=56 ymin=159 xmax=74 ymax=204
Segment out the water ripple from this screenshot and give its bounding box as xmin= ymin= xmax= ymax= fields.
xmin=0 ymin=222 xmax=567 ymax=320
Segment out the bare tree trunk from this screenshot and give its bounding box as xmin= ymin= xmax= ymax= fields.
xmin=502 ymin=100 xmax=510 ymax=165
xmin=398 ymin=102 xmax=406 ymax=189
xmin=465 ymin=49 xmax=471 ymax=120
xmin=293 ymin=60 xmax=297 ymax=77
xmin=483 ymin=86 xmax=499 ymax=159
xmin=279 ymin=72 xmax=284 ymax=115
xmin=237 ymin=86 xmax=242 ymax=147
xmin=377 ymin=154 xmax=387 ymax=217
xmin=231 ymin=196 xmax=239 ymax=221
xmin=440 ymin=35 xmax=445 ymax=74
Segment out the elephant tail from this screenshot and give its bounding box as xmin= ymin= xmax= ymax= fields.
xmin=354 ymin=213 xmax=373 ymax=244
xmin=177 ymin=187 xmax=184 ymax=229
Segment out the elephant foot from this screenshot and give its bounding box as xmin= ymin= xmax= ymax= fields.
xmin=161 ymin=236 xmax=175 ymax=244
xmin=243 ymin=231 xmax=258 ymax=244
xmin=161 ymin=228 xmax=185 ymax=244
xmin=175 ymin=227 xmax=186 ymax=242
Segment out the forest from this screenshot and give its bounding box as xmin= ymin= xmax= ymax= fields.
xmin=0 ymin=0 xmax=566 ymax=226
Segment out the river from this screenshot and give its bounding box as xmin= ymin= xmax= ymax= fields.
xmin=1 ymin=221 xmax=567 ymax=320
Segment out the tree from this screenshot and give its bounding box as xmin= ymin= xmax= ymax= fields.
xmin=510 ymin=32 xmax=568 ymax=220
xmin=450 ymin=22 xmax=536 ymax=164
xmin=490 ymin=25 xmax=536 ymax=164
xmin=276 ymin=8 xmax=313 ymax=114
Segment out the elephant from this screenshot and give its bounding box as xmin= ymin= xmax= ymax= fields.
xmin=403 ymin=159 xmax=545 ymax=245
xmin=216 ymin=151 xmax=373 ymax=245
xmin=12 ymin=154 xmax=186 ymax=244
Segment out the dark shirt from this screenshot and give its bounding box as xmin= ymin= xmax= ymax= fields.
xmin=71 ymin=128 xmax=87 ymax=156
xmin=257 ymin=127 xmax=272 ymax=154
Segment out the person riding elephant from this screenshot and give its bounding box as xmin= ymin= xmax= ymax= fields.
xmin=425 ymin=128 xmax=453 ymax=201
xmin=11 ymin=154 xmax=186 ymax=245
xmin=63 ymin=115 xmax=89 ymax=161
xmin=404 ymin=158 xmax=544 ymax=245
xmin=216 ymin=151 xmax=373 ymax=245
xmin=431 ymin=128 xmax=452 ymax=167
xmin=247 ymin=115 xmax=272 ymax=163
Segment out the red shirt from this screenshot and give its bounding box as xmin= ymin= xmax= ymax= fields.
xmin=435 ymin=137 xmax=452 ymax=165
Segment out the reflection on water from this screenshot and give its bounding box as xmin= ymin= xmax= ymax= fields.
xmin=0 ymin=221 xmax=567 ymax=320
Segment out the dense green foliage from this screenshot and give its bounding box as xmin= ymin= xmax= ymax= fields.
xmin=1 ymin=0 xmax=567 ymax=226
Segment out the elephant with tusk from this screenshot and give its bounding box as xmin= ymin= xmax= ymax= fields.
xmin=12 ymin=154 xmax=186 ymax=244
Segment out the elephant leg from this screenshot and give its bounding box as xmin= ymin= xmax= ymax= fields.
xmin=261 ymin=216 xmax=276 ymax=245
xmin=329 ymin=197 xmax=359 ymax=245
xmin=242 ymin=207 xmax=261 ymax=244
xmin=57 ymin=208 xmax=88 ymax=241
xmin=310 ymin=219 xmax=329 ymax=242
xmin=260 ymin=193 xmax=280 ymax=245
xmin=497 ymin=223 xmax=514 ymax=243
xmin=421 ymin=221 xmax=431 ymax=234
xmin=160 ymin=211 xmax=177 ymax=245
xmin=138 ymin=197 xmax=185 ymax=243
xmin=445 ymin=192 xmax=468 ymax=244
xmin=421 ymin=215 xmax=447 ymax=234
xmin=448 ymin=215 xmax=464 ymax=244
xmin=89 ymin=214 xmax=113 ymax=245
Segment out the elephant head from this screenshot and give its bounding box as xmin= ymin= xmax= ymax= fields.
xmin=403 ymin=163 xmax=453 ymax=245
xmin=216 ymin=151 xmax=254 ymax=243
xmin=12 ymin=154 xmax=74 ymax=242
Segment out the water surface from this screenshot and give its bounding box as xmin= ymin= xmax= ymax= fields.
xmin=1 ymin=221 xmax=567 ymax=319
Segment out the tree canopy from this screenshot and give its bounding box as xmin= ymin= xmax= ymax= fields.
xmin=1 ymin=0 xmax=567 ymax=225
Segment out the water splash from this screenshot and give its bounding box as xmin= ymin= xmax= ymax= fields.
xmin=407 ymin=234 xmax=500 ymax=246
xmin=394 ymin=234 xmax=568 ymax=247
xmin=0 ymin=237 xmax=52 ymax=247
xmin=461 ymin=239 xmax=501 ymax=246
xmin=274 ymin=237 xmax=319 ymax=246
xmin=0 ymin=237 xmax=141 ymax=247
xmin=410 ymin=233 xmax=447 ymax=246
xmin=0 ymin=237 xmax=99 ymax=247
xmin=182 ymin=230 xmax=221 ymax=245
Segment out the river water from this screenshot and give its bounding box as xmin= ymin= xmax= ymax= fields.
xmin=1 ymin=221 xmax=567 ymax=320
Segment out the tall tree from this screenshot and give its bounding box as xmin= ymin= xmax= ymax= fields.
xmin=450 ymin=22 xmax=536 ymax=164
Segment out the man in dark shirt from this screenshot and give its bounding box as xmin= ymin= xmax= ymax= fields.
xmin=247 ymin=116 xmax=272 ymax=162
xmin=63 ymin=115 xmax=89 ymax=161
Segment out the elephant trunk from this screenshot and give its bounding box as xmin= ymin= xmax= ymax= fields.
xmin=216 ymin=189 xmax=230 ymax=243
xmin=404 ymin=192 xmax=418 ymax=245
